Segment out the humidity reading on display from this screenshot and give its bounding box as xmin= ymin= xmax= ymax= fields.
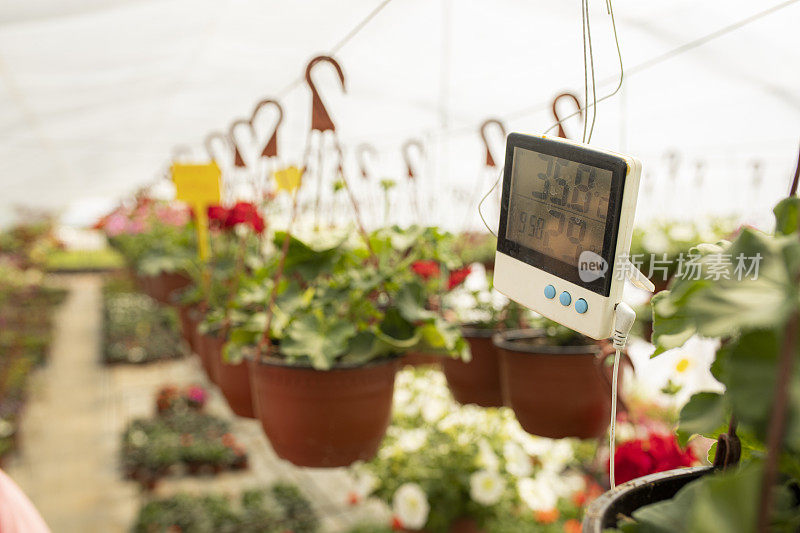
xmin=505 ymin=147 xmax=612 ymax=266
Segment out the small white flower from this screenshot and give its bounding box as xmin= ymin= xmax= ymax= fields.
xmin=477 ymin=439 xmax=500 ymax=472
xmin=128 ymin=429 xmax=148 ymax=447
xmin=397 ymin=429 xmax=428 ymax=453
xmin=540 ymin=440 xmax=574 ymax=473
xmin=393 ymin=483 xmax=430 ymax=530
xmin=668 ymin=223 xmax=696 ymax=242
xmin=517 ymin=477 xmax=557 ymax=512
xmin=503 ymin=441 xmax=532 ymax=477
xmin=470 ymin=470 xmax=506 ymax=505
xmin=421 ymin=398 xmax=447 ymax=423
xmin=352 ymin=470 xmax=379 ymax=499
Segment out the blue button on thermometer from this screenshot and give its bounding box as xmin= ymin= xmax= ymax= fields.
xmin=544 ymin=285 xmax=556 ymax=299
xmin=575 ymin=298 xmax=588 ymax=314
xmin=559 ymin=291 xmax=572 ymax=306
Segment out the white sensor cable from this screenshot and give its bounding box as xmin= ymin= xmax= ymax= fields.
xmin=609 ymin=302 xmax=636 ymax=489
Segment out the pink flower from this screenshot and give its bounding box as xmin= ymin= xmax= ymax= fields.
xmin=104 ymin=214 xmax=129 ymax=237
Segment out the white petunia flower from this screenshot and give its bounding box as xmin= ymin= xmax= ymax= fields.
xmin=393 ymin=483 xmax=430 ymax=530
xmin=397 ymin=428 xmax=428 ymax=453
xmin=517 ymin=477 xmax=557 ymax=512
xmin=540 ymin=440 xmax=574 ymax=473
xmin=421 ymin=398 xmax=448 ymax=423
xmin=477 ymin=439 xmax=500 ymax=472
xmin=470 ymin=470 xmax=506 ymax=505
xmin=503 ymin=441 xmax=532 ymax=477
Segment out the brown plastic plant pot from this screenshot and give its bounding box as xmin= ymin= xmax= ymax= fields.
xmin=205 ymin=333 xmax=256 ymax=419
xmin=402 ymin=351 xmax=441 ymax=368
xmin=442 ymin=327 xmax=503 ymax=407
xmin=248 ymin=355 xmax=400 ymax=468
xmin=196 ymin=332 xmax=218 ymax=384
xmin=144 ymin=271 xmax=191 ymax=305
xmin=177 ymin=305 xmax=198 ymax=352
xmin=494 ymin=329 xmax=622 ymax=440
xmin=582 ymin=466 xmax=712 ymax=532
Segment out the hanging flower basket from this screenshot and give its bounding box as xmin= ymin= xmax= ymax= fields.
xmin=177 ymin=305 xmax=200 ymax=352
xmin=248 ymin=356 xmax=400 ymax=467
xmin=141 ymin=271 xmax=191 ymax=305
xmin=494 ymin=329 xmax=621 ymax=439
xmin=205 ymin=334 xmax=255 ymax=419
xmin=441 ymin=327 xmax=503 ymax=407
xmin=582 ymin=466 xmax=712 ymax=532
xmin=197 ymin=332 xmax=219 ymax=384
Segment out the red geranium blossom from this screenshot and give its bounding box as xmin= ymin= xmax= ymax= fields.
xmin=207 ymin=205 xmax=229 ymax=230
xmin=225 ymin=202 xmax=265 ymax=234
xmin=447 ymin=266 xmax=472 ymax=290
xmin=610 ymin=433 xmax=696 ymax=485
xmin=411 ymin=260 xmax=440 ymax=280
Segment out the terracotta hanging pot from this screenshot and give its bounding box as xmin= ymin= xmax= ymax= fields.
xmin=442 ymin=327 xmax=503 ymax=407
xmin=197 ymin=331 xmax=218 ymax=384
xmin=248 ymin=356 xmax=400 ymax=467
xmin=142 ymin=271 xmax=191 ymax=305
xmin=177 ymin=305 xmax=200 ymax=352
xmin=494 ymin=329 xmax=622 ymax=439
xmin=205 ymin=333 xmax=255 ymax=419
xmin=582 ymin=466 xmax=712 ymax=532
xmin=402 ymin=351 xmax=441 ymax=368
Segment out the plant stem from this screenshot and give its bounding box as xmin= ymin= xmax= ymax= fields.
xmin=757 ymin=310 xmax=798 ymax=532
xmin=258 ymin=191 xmax=300 ymax=359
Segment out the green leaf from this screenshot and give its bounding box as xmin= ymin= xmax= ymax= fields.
xmin=396 ymin=282 xmax=436 ymax=322
xmin=280 ymin=313 xmax=356 ymax=370
xmin=378 ymin=308 xmax=416 ymax=341
xmin=677 ymin=392 xmax=728 ymax=446
xmin=774 ymin=196 xmax=800 ymax=236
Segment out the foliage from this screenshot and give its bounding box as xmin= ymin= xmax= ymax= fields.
xmin=155 ymin=384 xmax=207 ymax=415
xmin=0 ymin=258 xmax=64 ymax=460
xmin=101 ymin=197 xmax=197 ymax=276
xmin=121 ymin=410 xmax=247 ymax=484
xmin=622 ymin=196 xmax=800 ymax=531
xmin=132 ymin=483 xmax=318 ymax=533
xmin=356 ymin=368 xmax=595 ymax=533
xmin=103 ymin=281 xmax=183 ymax=364
xmin=44 ymin=247 xmax=125 ymax=272
xmin=629 ymin=218 xmax=737 ymax=286
xmin=225 ymin=226 xmax=469 ymax=369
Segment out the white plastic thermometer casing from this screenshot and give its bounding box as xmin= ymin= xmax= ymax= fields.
xmin=493 ymin=133 xmax=642 ymax=340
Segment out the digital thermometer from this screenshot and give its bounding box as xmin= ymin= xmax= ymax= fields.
xmin=493 ymin=133 xmax=643 ymax=340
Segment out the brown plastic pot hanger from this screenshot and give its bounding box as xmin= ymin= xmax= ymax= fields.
xmin=551 ymin=92 xmax=582 ymax=139
xmin=204 ymin=131 xmax=231 ymax=165
xmin=402 ymin=139 xmax=424 ymax=179
xmin=305 ymin=55 xmax=346 ymax=133
xmin=479 ymin=118 xmax=507 ymax=168
xmin=228 ymin=118 xmax=255 ymax=168
xmin=250 ymin=99 xmax=284 ymax=159
xmin=357 ymin=143 xmax=377 ymax=180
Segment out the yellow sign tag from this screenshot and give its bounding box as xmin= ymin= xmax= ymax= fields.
xmin=172 ymin=162 xmax=222 ymax=204
xmin=171 ymin=162 xmax=222 ymax=261
xmin=273 ymin=166 xmax=303 ymax=194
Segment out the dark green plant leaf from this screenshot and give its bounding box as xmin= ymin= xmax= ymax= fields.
xmin=676 ymin=392 xmax=729 ymax=446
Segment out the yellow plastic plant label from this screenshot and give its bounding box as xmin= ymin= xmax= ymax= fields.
xmin=170 ymin=162 xmax=222 ymax=261
xmin=273 ymin=165 xmax=303 ymax=194
xmin=171 ymin=162 xmax=222 ymax=205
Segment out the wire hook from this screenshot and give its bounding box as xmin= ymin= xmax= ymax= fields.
xmin=402 ymin=139 xmax=424 ymax=179
xmin=228 ymin=118 xmax=255 ymax=168
xmin=356 ymin=143 xmax=378 ymax=179
xmin=250 ymin=99 xmax=284 ymax=158
xmin=304 ymin=56 xmax=346 ymax=132
xmin=551 ymin=93 xmax=583 ymax=139
xmin=479 ymin=118 xmax=507 ymax=167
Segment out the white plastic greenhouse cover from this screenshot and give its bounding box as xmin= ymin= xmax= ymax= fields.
xmin=0 ymin=0 xmax=798 ymax=229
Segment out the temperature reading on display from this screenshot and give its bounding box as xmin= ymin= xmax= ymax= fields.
xmin=506 ymin=147 xmax=612 ymax=265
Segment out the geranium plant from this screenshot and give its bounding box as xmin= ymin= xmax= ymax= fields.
xmin=615 ymin=194 xmax=800 ymax=531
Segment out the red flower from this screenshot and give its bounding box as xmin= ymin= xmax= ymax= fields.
xmin=447 ymin=266 xmax=472 ymax=290
xmin=391 ymin=516 xmax=404 ymax=531
xmin=225 ymin=202 xmax=265 ymax=234
xmin=563 ymin=519 xmax=582 ymax=533
xmin=207 ymin=205 xmax=229 ymax=230
xmin=347 ymin=491 xmax=360 ymax=506
xmin=610 ymin=433 xmax=696 ymax=485
xmin=411 ymin=260 xmax=440 ymax=280
xmin=535 ymin=509 xmax=559 ymax=524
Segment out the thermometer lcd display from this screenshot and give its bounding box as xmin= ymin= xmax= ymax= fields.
xmin=505 ymin=148 xmax=613 ymax=266
xmin=496 ymin=134 xmax=628 ymax=297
